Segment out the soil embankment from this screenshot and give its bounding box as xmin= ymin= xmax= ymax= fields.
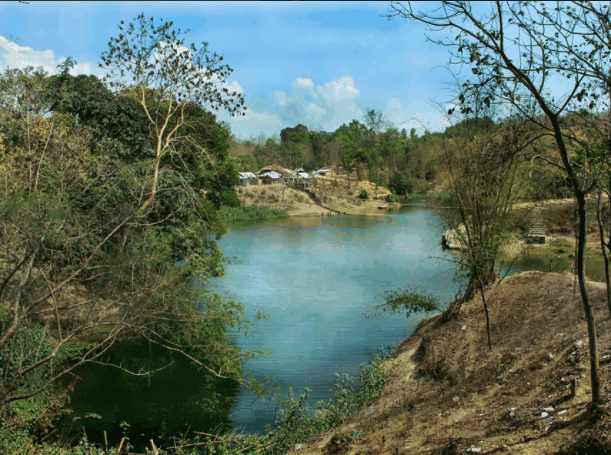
xmin=290 ymin=271 xmax=611 ymax=455
xmin=236 ymin=172 xmax=399 ymax=217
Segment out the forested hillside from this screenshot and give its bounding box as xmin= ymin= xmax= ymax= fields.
xmin=0 ymin=15 xmax=254 ymax=453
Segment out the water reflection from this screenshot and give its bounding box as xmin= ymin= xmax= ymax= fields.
xmin=66 ymin=342 xmax=239 ymax=449
xmin=68 ymin=207 xmax=459 ymax=440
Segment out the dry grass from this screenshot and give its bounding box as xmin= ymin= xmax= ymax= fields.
xmin=290 ymin=271 xmax=611 ymax=455
xmin=237 ymin=173 xmax=398 ymax=217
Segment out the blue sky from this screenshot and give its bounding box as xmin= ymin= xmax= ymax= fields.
xmin=0 ymin=1 xmax=455 ymax=140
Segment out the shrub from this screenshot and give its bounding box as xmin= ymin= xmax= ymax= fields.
xmin=358 ymin=189 xmax=369 ymax=199
xmin=218 ymin=205 xmax=288 ymax=222
xmin=386 ymin=194 xmax=399 ymax=203
xmin=388 ymin=172 xmax=414 ymax=196
xmin=369 ymin=173 xmax=384 ymax=187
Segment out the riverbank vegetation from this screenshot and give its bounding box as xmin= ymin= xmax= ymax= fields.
xmin=4 ymin=1 xmax=611 ymax=454
xmin=218 ymin=205 xmax=289 ymax=223
xmin=0 ymin=13 xmax=253 ymax=453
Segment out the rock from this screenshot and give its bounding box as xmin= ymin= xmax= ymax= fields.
xmin=543 ymin=406 xmax=555 ymax=412
xmin=540 ymin=417 xmax=554 ymax=424
xmin=468 ymin=446 xmax=482 ymax=453
xmin=294 ymin=443 xmax=303 ymax=451
xmin=540 ymin=412 xmax=549 ymax=418
xmin=453 ymin=395 xmax=460 ymax=402
xmin=441 ymin=225 xmax=467 ymax=249
xmin=575 ymin=339 xmax=584 ymax=347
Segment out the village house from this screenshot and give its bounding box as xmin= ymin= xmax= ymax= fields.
xmin=259 ymin=171 xmax=282 ymax=185
xmin=238 ymin=172 xmax=258 ymax=186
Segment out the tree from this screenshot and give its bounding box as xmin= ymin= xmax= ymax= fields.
xmin=438 ymin=116 xmax=530 ymax=349
xmin=0 ymin=15 xmax=249 ymax=417
xmin=389 ymin=0 xmax=610 ymax=405
xmin=388 ymin=171 xmax=413 ymax=196
xmin=100 ymin=13 xmax=245 ymax=245
xmin=364 ymin=108 xmax=390 ymax=135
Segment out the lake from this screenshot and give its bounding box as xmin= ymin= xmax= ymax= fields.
xmin=68 ymin=205 xmax=460 ymax=445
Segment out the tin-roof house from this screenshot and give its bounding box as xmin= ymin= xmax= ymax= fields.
xmin=238 ymin=172 xmax=258 ymax=186
xmin=259 ymin=171 xmax=282 ymax=185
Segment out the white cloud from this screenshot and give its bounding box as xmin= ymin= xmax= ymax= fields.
xmin=277 ymin=76 xmax=364 ymax=131
xmin=0 ymin=35 xmax=57 ymax=74
xmin=292 ymin=77 xmax=314 ymax=90
xmin=303 ymin=103 xmax=326 ymax=121
xmin=223 ymin=108 xmax=284 ymax=138
xmin=0 ymin=35 xmax=103 ymax=77
xmin=274 ymin=90 xmax=289 ymax=106
xmin=226 ymin=80 xmax=244 ymax=94
xmin=316 ymin=76 xmax=360 ymax=101
xmin=223 ymin=75 xmax=367 ymax=139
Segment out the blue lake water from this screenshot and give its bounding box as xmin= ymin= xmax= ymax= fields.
xmin=212 ymin=206 xmax=459 ymax=433
xmin=68 ymin=205 xmax=461 ymax=443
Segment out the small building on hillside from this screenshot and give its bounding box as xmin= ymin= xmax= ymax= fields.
xmin=293 ymin=171 xmax=312 ymax=190
xmin=258 ymin=164 xmax=292 ymax=180
xmin=259 ymin=171 xmax=282 ymax=185
xmin=238 ymin=172 xmax=258 ymax=186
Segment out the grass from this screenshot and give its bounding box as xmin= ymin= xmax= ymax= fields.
xmin=218 ymin=205 xmax=289 ymax=223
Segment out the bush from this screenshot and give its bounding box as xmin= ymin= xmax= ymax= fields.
xmin=358 ymin=189 xmax=369 ymax=199
xmin=388 ymin=172 xmax=414 ymax=195
xmin=386 ymin=194 xmax=399 ymax=203
xmin=218 ymin=205 xmax=288 ymax=222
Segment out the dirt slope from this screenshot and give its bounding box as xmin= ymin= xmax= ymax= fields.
xmin=236 ymin=172 xmax=399 ymax=217
xmin=291 ymin=271 xmax=611 ymax=455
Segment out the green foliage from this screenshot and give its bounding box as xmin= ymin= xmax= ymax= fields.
xmin=218 ymin=205 xmax=289 ymax=222
xmin=358 ymin=189 xmax=369 ymax=199
xmin=0 ymin=19 xmax=250 ymax=432
xmin=444 ymin=117 xmax=496 ymax=138
xmin=369 ymin=172 xmax=384 ymax=187
xmin=380 ymin=287 xmax=441 ymax=318
xmin=385 ymin=193 xmax=400 ymax=203
xmin=388 ymin=171 xmax=413 ymax=196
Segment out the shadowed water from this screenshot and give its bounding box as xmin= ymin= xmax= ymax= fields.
xmin=68 ymin=206 xmax=460 ymax=443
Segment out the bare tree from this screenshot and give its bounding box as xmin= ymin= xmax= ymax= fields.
xmin=389 ymin=0 xmax=609 ymax=405
xmin=437 ymin=114 xmax=530 ymax=349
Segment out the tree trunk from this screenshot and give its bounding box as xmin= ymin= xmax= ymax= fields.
xmin=576 ymin=190 xmax=602 ymax=404
xmin=597 ymin=190 xmax=611 ymax=317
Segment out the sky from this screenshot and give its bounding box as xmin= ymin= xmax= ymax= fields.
xmin=0 ymin=1 xmax=456 ymax=140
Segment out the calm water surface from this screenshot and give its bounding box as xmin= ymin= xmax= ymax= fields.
xmin=214 ymin=206 xmax=459 ymax=433
xmin=69 ymin=206 xmax=460 ymax=443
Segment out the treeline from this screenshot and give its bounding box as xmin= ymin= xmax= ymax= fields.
xmin=0 ymin=14 xmax=254 ymax=452
xmin=231 ymin=111 xmax=570 ymax=200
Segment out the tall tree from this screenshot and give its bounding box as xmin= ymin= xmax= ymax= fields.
xmin=389 ymin=0 xmax=610 ymax=405
xmin=100 ymin=13 xmax=245 ymax=245
xmin=0 ymin=14 xmax=250 ymax=415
